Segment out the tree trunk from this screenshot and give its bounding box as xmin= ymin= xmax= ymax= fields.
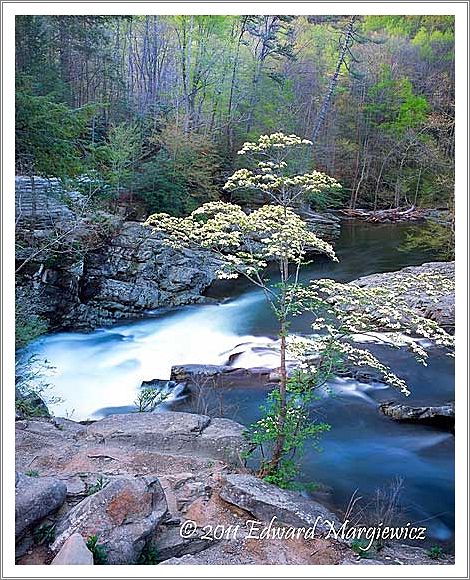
xmin=311 ymin=15 xmax=357 ymax=148
xmin=266 ymin=318 xmax=288 ymax=473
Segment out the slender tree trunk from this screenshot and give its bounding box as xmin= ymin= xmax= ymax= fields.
xmin=267 ymin=317 xmax=288 ymax=471
xmin=311 ymin=15 xmax=357 ymax=148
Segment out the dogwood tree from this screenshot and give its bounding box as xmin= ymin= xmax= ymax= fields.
xmin=145 ymin=132 xmax=454 ymax=487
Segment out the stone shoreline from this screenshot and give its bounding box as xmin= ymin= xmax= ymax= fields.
xmin=15 ymin=412 xmax=454 ymax=566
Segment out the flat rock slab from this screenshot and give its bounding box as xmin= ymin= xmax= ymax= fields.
xmin=15 ymin=472 xmax=67 ymax=538
xmin=171 ymin=364 xmax=273 ymax=387
xmin=220 ymin=473 xmax=339 ymax=533
xmin=51 ymin=533 xmax=94 ymax=565
xmin=51 ymin=475 xmax=167 ymax=565
xmin=86 ymin=412 xmax=249 ymax=464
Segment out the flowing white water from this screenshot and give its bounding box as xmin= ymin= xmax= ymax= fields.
xmin=24 ymin=292 xmax=285 ymax=420
xmin=21 ymin=222 xmax=455 ymax=545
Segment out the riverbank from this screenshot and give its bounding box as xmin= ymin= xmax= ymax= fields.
xmin=15 ymin=412 xmax=454 ymax=566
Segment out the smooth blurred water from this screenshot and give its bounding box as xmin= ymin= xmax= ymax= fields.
xmin=24 ymin=221 xmax=454 ymax=546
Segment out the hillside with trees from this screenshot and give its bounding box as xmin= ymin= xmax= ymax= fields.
xmin=16 ymin=15 xmax=454 ymax=216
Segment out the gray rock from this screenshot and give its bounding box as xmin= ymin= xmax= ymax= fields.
xmin=50 ymin=475 xmax=168 ymax=565
xmin=51 ymin=533 xmax=94 ymax=565
xmin=76 ymin=221 xmax=219 ymax=328
xmin=86 ymin=411 xmax=249 ymax=464
xmin=198 ymin=418 xmax=249 ymax=464
xmin=170 ymin=364 xmax=272 ymax=386
xmin=155 ymin=524 xmax=215 ymax=562
xmin=220 ymin=473 xmax=339 ymax=533
xmin=353 ymin=261 xmax=454 ymax=330
xmin=379 ymin=401 xmax=454 ymax=430
xmin=15 ymin=472 xmax=67 ymax=538
xmin=15 ymin=176 xmax=220 ymax=331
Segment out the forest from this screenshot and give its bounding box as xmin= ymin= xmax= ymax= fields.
xmin=16 ymin=15 xmax=455 ymax=216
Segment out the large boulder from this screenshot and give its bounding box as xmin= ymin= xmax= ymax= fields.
xmin=85 ymin=412 xmax=249 ymax=465
xmin=219 ymin=473 xmax=339 ymax=533
xmin=379 ymin=401 xmax=454 ymax=430
xmin=50 ymin=475 xmax=167 ymax=565
xmin=15 ymin=176 xmax=220 ymax=331
xmin=15 ymin=472 xmax=67 ymax=538
xmin=353 ymin=261 xmax=454 ymax=330
xmin=76 ymin=221 xmax=219 ymax=328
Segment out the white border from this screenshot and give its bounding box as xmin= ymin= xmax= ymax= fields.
xmin=2 ymin=2 xmax=468 ymax=578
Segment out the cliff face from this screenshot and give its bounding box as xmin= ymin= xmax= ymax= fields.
xmin=15 ymin=176 xmax=219 ymax=330
xmin=74 ymin=221 xmax=220 ymax=328
xmin=15 ymin=176 xmax=341 ymax=331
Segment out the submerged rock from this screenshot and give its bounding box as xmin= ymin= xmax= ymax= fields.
xmin=379 ymin=401 xmax=455 ymax=430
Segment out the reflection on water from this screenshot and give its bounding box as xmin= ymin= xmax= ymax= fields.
xmin=24 ymin=221 xmax=454 ymax=545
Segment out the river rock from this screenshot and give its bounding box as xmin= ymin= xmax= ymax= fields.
xmin=86 ymin=411 xmax=249 ymax=464
xmin=170 ymin=364 xmax=273 ymax=386
xmin=15 ymin=472 xmax=67 ymax=538
xmin=76 ymin=221 xmax=219 ymax=328
xmin=50 ymin=475 xmax=168 ymax=565
xmin=154 ymin=524 xmax=215 ymax=562
xmin=51 ymin=533 xmax=94 ymax=565
xmin=219 ymin=473 xmax=339 ymax=533
xmin=352 ymin=261 xmax=455 ymax=330
xmin=379 ymin=401 xmax=454 ymax=430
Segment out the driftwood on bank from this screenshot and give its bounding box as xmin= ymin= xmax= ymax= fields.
xmin=340 ymin=205 xmax=426 ymax=223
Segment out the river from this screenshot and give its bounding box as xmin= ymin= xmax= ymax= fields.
xmin=24 ymin=221 xmax=454 ymax=547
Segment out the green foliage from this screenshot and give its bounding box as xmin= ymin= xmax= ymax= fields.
xmin=99 ymin=122 xmax=142 ymax=198
xmin=245 ymin=370 xmax=331 ymax=489
xmin=14 ymin=15 xmax=454 ymax=213
xmin=86 ymin=535 xmax=108 ymax=564
xmin=367 ymin=67 xmax=429 ymax=135
xmin=86 ymin=475 xmax=108 ymax=496
xmin=134 ymin=387 xmax=169 ymax=412
xmin=350 ymin=538 xmax=374 ymax=559
xmin=427 ymin=545 xmax=445 ymax=560
xmin=15 ymin=297 xmax=48 ymax=350
xmin=15 ymin=87 xmax=95 ymax=177
xmin=25 ymin=469 xmax=39 ymax=477
xmin=33 ymin=523 xmax=55 ymax=545
xmin=15 ymin=393 xmax=48 ymax=417
xmin=137 ymin=542 xmax=159 ymax=564
xmin=134 ymin=126 xmax=221 ymax=216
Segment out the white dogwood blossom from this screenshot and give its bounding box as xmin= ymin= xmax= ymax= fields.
xmin=146 ymin=201 xmax=336 ymax=281
xmin=285 ymin=274 xmax=454 ymax=396
xmin=223 ymin=132 xmax=341 ymax=206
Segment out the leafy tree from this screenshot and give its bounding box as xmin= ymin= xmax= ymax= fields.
xmin=102 ymin=122 xmax=142 ymax=199
xmin=146 ymin=132 xmax=453 ymax=487
xmin=15 ymin=89 xmax=94 ymax=177
xmin=134 ymin=125 xmax=221 ymax=215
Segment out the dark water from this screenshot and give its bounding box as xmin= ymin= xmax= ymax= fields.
xmin=26 ymin=221 xmax=454 ymax=547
